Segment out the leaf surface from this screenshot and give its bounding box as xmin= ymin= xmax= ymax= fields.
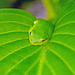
xmin=0 ymin=1 xmax=75 ymax=75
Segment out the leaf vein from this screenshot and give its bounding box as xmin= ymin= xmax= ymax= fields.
xmin=48 ymin=48 xmax=75 ymax=74
xmin=53 ymin=33 xmax=75 ymax=36
xmin=45 ymin=60 xmax=56 ymax=75
xmin=0 ymin=39 xmax=30 ymax=61
xmin=6 ymin=46 xmax=42 ymax=74
xmin=0 ymin=21 xmax=31 ymax=27
xmin=51 ymin=41 xmax=75 ymax=51
xmin=55 ymin=21 xmax=75 ymax=30
xmin=0 ymin=30 xmax=28 ymax=35
xmin=0 ymin=38 xmax=28 ymax=47
xmin=0 ymin=13 xmax=33 ymax=22
xmin=56 ymin=10 xmax=75 ymax=25
xmin=25 ymin=59 xmax=40 ymax=75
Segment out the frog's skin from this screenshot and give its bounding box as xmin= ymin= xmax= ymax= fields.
xmin=29 ymin=19 xmax=54 ymax=45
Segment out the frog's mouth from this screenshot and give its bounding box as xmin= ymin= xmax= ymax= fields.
xmin=29 ymin=38 xmax=48 ymax=46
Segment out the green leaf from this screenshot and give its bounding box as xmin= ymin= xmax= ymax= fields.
xmin=0 ymin=1 xmax=75 ymax=75
xmin=42 ymin=0 xmax=73 ymax=21
xmin=48 ymin=1 xmax=75 ymax=74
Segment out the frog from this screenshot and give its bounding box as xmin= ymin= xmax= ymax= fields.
xmin=29 ymin=19 xmax=54 ymax=45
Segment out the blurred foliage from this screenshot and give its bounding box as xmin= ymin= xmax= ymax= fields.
xmin=0 ymin=0 xmax=73 ymax=22
xmin=0 ymin=0 xmax=34 ymax=8
xmin=42 ymin=0 xmax=73 ymax=21
xmin=13 ymin=0 xmax=34 ymax=8
xmin=0 ymin=0 xmax=16 ymax=8
xmin=24 ymin=1 xmax=46 ymax=19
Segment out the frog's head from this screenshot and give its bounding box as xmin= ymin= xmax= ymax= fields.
xmin=29 ymin=27 xmax=48 ymax=45
xmin=29 ymin=19 xmax=53 ymax=45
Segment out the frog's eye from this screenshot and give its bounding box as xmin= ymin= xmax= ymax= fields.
xmin=30 ymin=32 xmax=32 ymax=35
xmin=40 ymin=38 xmax=48 ymax=42
xmin=40 ymin=39 xmax=45 ymax=42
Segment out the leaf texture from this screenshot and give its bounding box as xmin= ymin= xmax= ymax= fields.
xmin=0 ymin=1 xmax=75 ymax=75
